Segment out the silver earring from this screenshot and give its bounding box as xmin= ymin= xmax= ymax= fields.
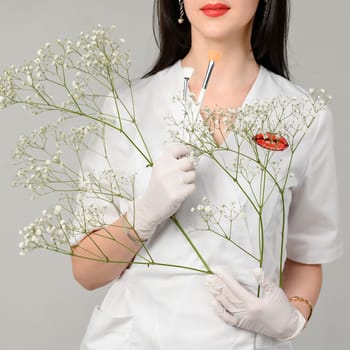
xmin=263 ymin=0 xmax=270 ymax=19
xmin=178 ymin=0 xmax=185 ymax=24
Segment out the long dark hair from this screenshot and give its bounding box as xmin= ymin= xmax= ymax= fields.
xmin=145 ymin=0 xmax=290 ymax=79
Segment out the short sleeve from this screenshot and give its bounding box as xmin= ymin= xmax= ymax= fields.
xmin=286 ymin=107 xmax=343 ymax=264
xmin=68 ymin=94 xmax=134 ymax=246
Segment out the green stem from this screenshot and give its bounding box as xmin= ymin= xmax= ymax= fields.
xmin=210 ymin=154 xmax=260 ymax=214
xmin=39 ymin=246 xmax=211 ymax=274
xmin=279 ymin=192 xmax=286 ymax=287
xmin=171 ymin=216 xmax=212 ymax=273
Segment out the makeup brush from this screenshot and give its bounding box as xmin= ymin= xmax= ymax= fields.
xmin=193 ymin=50 xmax=222 ymax=117
xmin=183 ymin=67 xmax=194 ymax=101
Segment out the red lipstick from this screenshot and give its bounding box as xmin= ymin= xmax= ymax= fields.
xmin=253 ymin=133 xmax=289 ymax=151
xmin=200 ymin=3 xmax=230 ymax=18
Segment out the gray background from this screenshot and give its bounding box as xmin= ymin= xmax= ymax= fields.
xmin=0 ymin=1 xmax=348 ymax=349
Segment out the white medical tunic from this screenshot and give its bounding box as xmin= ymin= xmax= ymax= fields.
xmin=72 ymin=61 xmax=343 ymax=349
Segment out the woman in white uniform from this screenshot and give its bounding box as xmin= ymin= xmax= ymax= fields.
xmin=70 ymin=0 xmax=343 ymax=349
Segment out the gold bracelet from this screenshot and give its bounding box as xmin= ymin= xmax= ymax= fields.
xmin=288 ymin=296 xmax=313 ymax=321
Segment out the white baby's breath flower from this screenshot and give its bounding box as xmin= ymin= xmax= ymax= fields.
xmin=54 ymin=205 xmax=62 ymax=215
xmin=26 ymin=75 xmax=33 ymax=86
xmin=204 ymin=206 xmax=211 ymax=213
xmin=238 ymin=210 xmax=246 ymax=219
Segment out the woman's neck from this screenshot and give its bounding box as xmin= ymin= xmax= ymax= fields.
xmin=181 ymin=40 xmax=260 ymax=109
xmin=182 ymin=28 xmax=259 ymax=92
xmin=182 ymin=45 xmax=258 ymax=91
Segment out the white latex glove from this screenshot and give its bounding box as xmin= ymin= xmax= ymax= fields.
xmin=206 ymin=268 xmax=306 ymax=341
xmin=126 ymin=142 xmax=196 ymax=240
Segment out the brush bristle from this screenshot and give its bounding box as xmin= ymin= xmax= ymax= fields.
xmin=183 ymin=67 xmax=194 ymax=79
xmin=208 ymin=50 xmax=222 ymax=63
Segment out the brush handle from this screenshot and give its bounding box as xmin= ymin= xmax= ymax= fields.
xmin=197 ymin=88 xmax=206 ymax=107
xmin=183 ymin=78 xmax=189 ymax=100
xmin=193 ymin=88 xmax=206 ymax=118
xmin=203 ymin=60 xmax=215 ymax=89
xmin=193 ymin=60 xmax=215 ymax=117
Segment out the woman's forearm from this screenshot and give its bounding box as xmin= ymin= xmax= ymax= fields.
xmin=282 ymin=258 xmax=323 ymax=320
xmin=71 ymin=213 xmax=143 ymax=290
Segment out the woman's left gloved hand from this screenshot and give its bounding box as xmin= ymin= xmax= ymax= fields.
xmin=206 ymin=268 xmax=306 ymax=341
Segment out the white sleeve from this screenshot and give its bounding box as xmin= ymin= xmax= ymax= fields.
xmin=68 ymin=95 xmax=134 ymax=246
xmin=286 ymin=107 xmax=343 ymax=264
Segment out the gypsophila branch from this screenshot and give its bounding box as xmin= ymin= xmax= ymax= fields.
xmin=0 ymin=25 xmax=332 ymax=282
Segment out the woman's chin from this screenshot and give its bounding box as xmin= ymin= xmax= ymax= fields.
xmin=192 ymin=27 xmax=246 ymax=45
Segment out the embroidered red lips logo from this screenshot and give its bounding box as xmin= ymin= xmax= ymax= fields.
xmin=253 ymin=132 xmax=289 ymax=151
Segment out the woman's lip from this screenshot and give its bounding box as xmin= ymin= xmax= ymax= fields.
xmin=200 ymin=3 xmax=230 ymax=11
xmin=201 ymin=8 xmax=230 ymax=17
xmin=200 ymin=3 xmax=230 ymax=17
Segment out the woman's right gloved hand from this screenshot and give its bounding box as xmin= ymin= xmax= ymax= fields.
xmin=126 ymin=143 xmax=196 ymax=241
